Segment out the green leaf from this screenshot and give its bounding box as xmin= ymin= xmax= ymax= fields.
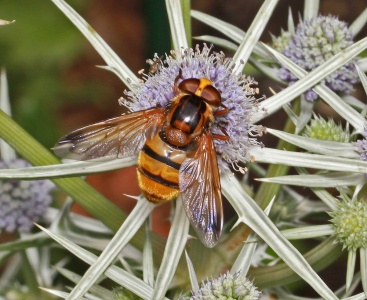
xmin=0 ymin=69 xmax=16 ymax=162
xmin=266 ymin=128 xmax=357 ymax=158
xmin=347 ymin=250 xmax=357 ymax=292
xmin=152 ymin=198 xmax=190 ymax=300
xmin=66 ymin=197 xmax=154 ymax=299
xmin=221 ymin=173 xmax=338 ymax=299
xmin=303 ymin=0 xmax=319 ymax=20
xmin=191 ymin=10 xmax=269 ymax=58
xmin=165 ymin=0 xmax=188 ymax=49
xmin=40 ymin=288 xmax=73 ymax=299
xmin=360 ymin=248 xmax=367 ymax=298
xmin=232 ymin=0 xmax=278 ymax=74
xmin=250 ymin=146 xmax=367 ymax=174
xmin=37 ymin=219 xmax=166 ymax=299
xmin=230 ymin=199 xmax=274 ymax=276
xmin=56 ymin=267 xmax=114 ymax=299
xmin=349 ymin=6 xmax=367 ymax=36
xmin=143 ymin=218 xmax=155 ymax=287
xmin=0 ymin=158 xmax=136 ymax=179
xmin=258 ymin=172 xmax=365 ymax=188
xmin=185 ymin=250 xmax=199 ymax=292
xmin=280 ymin=225 xmax=334 ymax=240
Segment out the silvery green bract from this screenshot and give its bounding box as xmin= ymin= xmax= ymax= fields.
xmin=1 ymin=0 xmax=367 ymax=300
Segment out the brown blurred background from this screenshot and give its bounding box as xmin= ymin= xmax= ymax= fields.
xmin=0 ymin=0 xmax=366 ymax=295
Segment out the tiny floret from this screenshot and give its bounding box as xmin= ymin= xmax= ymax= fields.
xmin=329 ymin=197 xmax=367 ymax=251
xmin=280 ymin=15 xmax=358 ymax=101
xmin=190 ymin=271 xmax=261 ymax=300
xmin=122 ymin=44 xmax=264 ymax=172
xmin=271 ymin=29 xmax=292 ymax=53
xmin=353 ymin=127 xmax=367 ymax=161
xmin=0 ymin=159 xmax=54 ymax=233
xmin=303 ymin=115 xmax=350 ymax=142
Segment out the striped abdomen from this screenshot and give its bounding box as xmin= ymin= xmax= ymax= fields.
xmin=137 ymin=133 xmax=187 ymax=203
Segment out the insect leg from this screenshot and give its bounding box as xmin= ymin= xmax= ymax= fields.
xmin=213 ymin=104 xmax=229 ymax=117
xmin=173 ymin=65 xmax=184 ymax=94
xmin=212 ymin=126 xmax=230 ymax=141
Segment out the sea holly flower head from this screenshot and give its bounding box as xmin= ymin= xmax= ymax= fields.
xmin=0 ymin=159 xmax=54 ymax=233
xmin=303 ymin=115 xmax=351 ymax=142
xmin=280 ymin=15 xmax=358 ymax=101
xmin=190 ymin=271 xmax=261 ymax=300
xmin=122 ymin=44 xmax=264 ymax=173
xmin=329 ymin=197 xmax=367 ymax=251
xmin=271 ymin=29 xmax=292 ymax=53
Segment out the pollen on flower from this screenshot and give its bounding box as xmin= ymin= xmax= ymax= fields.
xmin=190 ymin=271 xmax=261 ymax=300
xmin=329 ymin=197 xmax=367 ymax=251
xmin=303 ymin=115 xmax=350 ymax=142
xmin=121 ymin=44 xmax=265 ymax=172
xmin=279 ymin=15 xmax=358 ymax=101
xmin=0 ymin=159 xmax=54 ymax=233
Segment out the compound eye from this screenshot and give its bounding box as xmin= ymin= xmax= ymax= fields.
xmin=201 ymin=85 xmax=221 ymax=108
xmin=178 ymin=78 xmax=200 ymax=94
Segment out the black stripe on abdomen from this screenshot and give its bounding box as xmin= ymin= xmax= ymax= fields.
xmin=138 ymin=167 xmax=179 ymax=189
xmin=141 ymin=144 xmax=181 ymax=170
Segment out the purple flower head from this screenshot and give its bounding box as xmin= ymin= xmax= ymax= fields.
xmin=280 ymin=15 xmax=358 ymax=101
xmin=122 ymin=44 xmax=264 ymax=172
xmin=354 ymin=127 xmax=367 ymax=161
xmin=0 ymin=159 xmax=54 ymax=233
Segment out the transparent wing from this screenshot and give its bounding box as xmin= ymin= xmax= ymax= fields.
xmin=54 ymin=108 xmax=165 ymax=160
xmin=179 ymin=132 xmax=223 ymax=248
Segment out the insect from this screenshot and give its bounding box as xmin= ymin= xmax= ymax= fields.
xmin=54 ymin=70 xmax=229 ymax=248
xmin=146 ymin=55 xmax=163 ymax=75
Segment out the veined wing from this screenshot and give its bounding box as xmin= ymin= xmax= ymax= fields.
xmin=179 ymin=131 xmax=223 ymax=248
xmin=54 ymin=108 xmax=165 ymax=160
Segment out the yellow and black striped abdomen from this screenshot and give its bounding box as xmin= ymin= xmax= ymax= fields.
xmin=137 ymin=133 xmax=187 ymax=203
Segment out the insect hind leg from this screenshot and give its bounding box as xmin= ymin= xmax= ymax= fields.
xmin=212 ymin=126 xmax=229 ymax=141
xmin=173 ymin=65 xmax=184 ymax=94
xmin=213 ymin=104 xmax=229 ymax=117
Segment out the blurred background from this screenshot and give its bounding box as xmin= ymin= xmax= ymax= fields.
xmin=0 ymin=0 xmax=366 ymax=150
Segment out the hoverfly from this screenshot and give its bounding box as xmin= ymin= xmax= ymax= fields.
xmin=146 ymin=55 xmax=163 ymax=75
xmin=54 ymin=70 xmax=229 ymax=248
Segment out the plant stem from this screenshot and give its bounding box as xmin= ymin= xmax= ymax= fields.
xmin=20 ymin=250 xmax=40 ymax=297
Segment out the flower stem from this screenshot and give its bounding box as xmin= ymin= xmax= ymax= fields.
xmin=20 ymin=250 xmax=40 ymax=297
